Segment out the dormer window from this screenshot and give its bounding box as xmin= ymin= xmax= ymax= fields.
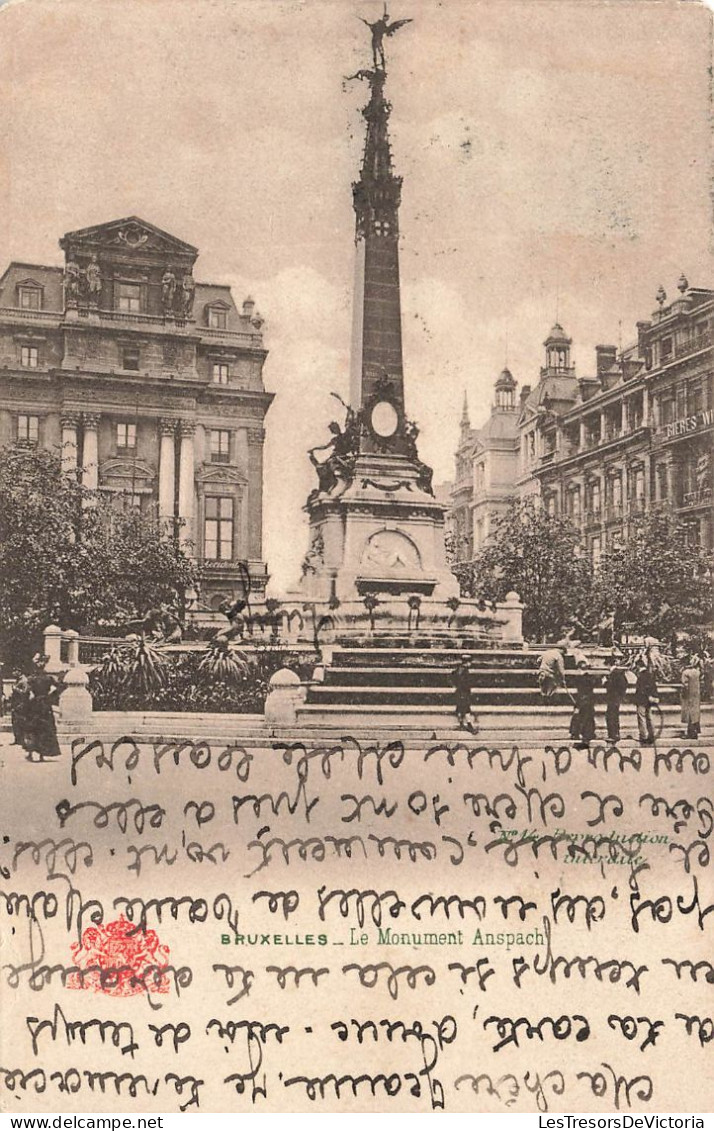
xmin=208 ymin=307 xmax=227 ymax=329
xmin=18 ymin=285 xmax=42 ymax=310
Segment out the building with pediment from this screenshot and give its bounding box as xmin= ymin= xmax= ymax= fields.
xmin=0 ymin=216 xmax=273 ymax=608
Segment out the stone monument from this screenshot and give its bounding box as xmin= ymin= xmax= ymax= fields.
xmin=300 ymin=11 xmax=459 ymax=613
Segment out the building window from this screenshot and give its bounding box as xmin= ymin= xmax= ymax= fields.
xmin=117 ymin=422 xmax=137 ymax=450
xmin=117 ymin=283 xmax=142 ymax=313
xmin=590 ymin=481 xmax=601 ymax=515
xmin=689 ymin=382 xmax=704 ymax=416
xmin=204 ymin=496 xmax=234 ymax=560
xmin=122 ymin=346 xmax=140 ymax=371
xmin=19 ymin=287 xmax=41 ymax=310
xmin=212 ymin=362 xmax=229 ymax=385
xmin=660 ymin=337 xmax=673 ymax=362
xmin=20 ymin=346 xmax=39 ymax=368
xmin=207 ymin=307 xmax=227 ymax=329
xmin=210 ymin=429 xmax=231 ymax=463
xmin=17 ymin=414 xmax=39 ymax=444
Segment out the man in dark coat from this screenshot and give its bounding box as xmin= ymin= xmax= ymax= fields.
xmin=634 ymin=660 xmax=658 ymax=746
xmin=451 ymin=659 xmax=476 ymax=732
xmin=570 ymin=657 xmax=596 ymax=749
xmin=604 ymin=654 xmax=629 ymax=744
xmin=10 ymin=674 xmax=30 ymax=749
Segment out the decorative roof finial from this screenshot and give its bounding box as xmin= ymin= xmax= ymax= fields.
xmin=460 ymin=390 xmax=470 ymax=429
xmin=656 ymin=284 xmax=667 ymax=308
xmin=677 ymin=272 xmax=689 ymax=294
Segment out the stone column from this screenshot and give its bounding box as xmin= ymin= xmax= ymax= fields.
xmin=642 ymin=384 xmax=650 ymax=427
xmin=620 ymin=398 xmax=628 ymax=436
xmin=599 ymin=410 xmax=607 ymax=442
xmin=60 ymin=413 xmax=79 ymax=475
xmin=177 ymin=420 xmax=195 ymax=547
xmin=158 ymin=419 xmax=176 ymax=527
xmin=579 ymin=419 xmax=586 ymax=450
xmin=82 ymin=413 xmax=99 ymax=495
xmin=247 ymin=427 xmax=266 ymax=560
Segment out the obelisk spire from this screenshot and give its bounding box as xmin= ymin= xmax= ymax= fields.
xmin=347 ymin=11 xmax=412 ymax=455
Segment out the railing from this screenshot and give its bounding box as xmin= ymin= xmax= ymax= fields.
xmin=604 ymin=504 xmax=623 ymax=523
xmin=584 ymin=509 xmax=602 ymax=529
xmin=673 ymin=330 xmax=712 ymax=361
xmin=681 ymin=486 xmax=712 ymax=510
xmin=0 ymin=307 xmax=60 ymax=323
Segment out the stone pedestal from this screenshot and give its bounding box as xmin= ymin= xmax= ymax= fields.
xmin=59 ymin=665 xmax=93 ymax=726
xmin=301 ymin=453 xmax=459 ymax=607
xmin=265 ymin=668 xmax=305 ymax=727
xmin=42 ymin=625 xmax=63 ymax=672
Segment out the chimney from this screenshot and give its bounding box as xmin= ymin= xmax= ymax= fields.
xmin=519 ymin=385 xmax=531 ymax=407
xmin=595 ymin=344 xmax=617 ymax=377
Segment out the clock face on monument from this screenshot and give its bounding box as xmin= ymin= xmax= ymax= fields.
xmin=370 ymin=400 xmax=399 ymax=438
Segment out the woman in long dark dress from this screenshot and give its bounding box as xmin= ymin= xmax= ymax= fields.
xmin=24 ymin=654 xmax=61 ymax=761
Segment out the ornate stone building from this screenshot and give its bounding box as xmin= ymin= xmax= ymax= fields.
xmin=523 ymin=280 xmax=713 ymax=561
xmin=446 ymin=278 xmax=713 ymax=567
xmin=449 ymin=370 xmax=521 ymax=562
xmin=0 ymin=216 xmax=273 ymax=607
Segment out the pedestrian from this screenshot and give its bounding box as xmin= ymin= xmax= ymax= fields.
xmin=9 ymin=674 xmax=30 ymax=749
xmin=597 ymin=610 xmax=615 ymax=649
xmin=680 ymin=657 xmax=701 ymax=740
xmin=603 ymin=654 xmax=628 ymax=744
xmin=451 ymin=658 xmax=477 ymax=732
xmin=634 ymin=659 xmax=658 ymax=747
xmin=700 ymin=648 xmax=713 ymax=702
xmin=538 ymin=642 xmax=566 ymax=700
xmin=570 ymin=657 xmax=596 ymax=749
xmin=23 ymin=654 xmax=61 ymax=762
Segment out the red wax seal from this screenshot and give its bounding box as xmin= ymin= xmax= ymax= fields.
xmin=68 ymin=916 xmax=171 ymax=996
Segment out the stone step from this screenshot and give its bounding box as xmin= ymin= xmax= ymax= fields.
xmin=307 ymin=684 xmax=681 ymax=706
xmin=322 ymin=666 xmax=590 ymax=687
xmin=332 ymin=647 xmax=539 ymax=667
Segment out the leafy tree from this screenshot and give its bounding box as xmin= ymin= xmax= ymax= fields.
xmin=0 ymin=444 xmax=196 ymax=670
xmin=586 ymin=512 xmax=713 ymax=640
xmin=454 ymin=498 xmax=593 ymax=642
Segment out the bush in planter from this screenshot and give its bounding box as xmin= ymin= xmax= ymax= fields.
xmin=89 ymin=641 xmax=314 ymax=714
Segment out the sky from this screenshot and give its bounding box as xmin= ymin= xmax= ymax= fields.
xmin=0 ymin=0 xmax=711 ymax=589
